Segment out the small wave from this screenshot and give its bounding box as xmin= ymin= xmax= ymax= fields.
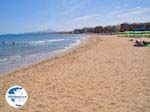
xmin=46 ymin=39 xmax=64 ymax=42
xmin=29 ymin=39 xmax=65 ymax=45
xmin=29 ymin=40 xmax=46 ymax=45
xmin=0 ymin=55 xmax=21 ymax=63
xmin=9 ymin=55 xmax=21 ymax=61
xmin=0 ymin=58 xmax=8 ymax=63
xmin=64 ymin=39 xmax=82 ymax=50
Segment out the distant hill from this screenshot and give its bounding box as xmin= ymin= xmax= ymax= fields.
xmin=24 ymin=29 xmax=56 ymax=34
xmin=37 ymin=29 xmax=56 ymax=33
xmin=0 ymin=29 xmax=56 ymax=36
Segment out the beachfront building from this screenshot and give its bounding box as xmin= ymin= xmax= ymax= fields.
xmin=93 ymin=26 xmax=103 ymax=33
xmin=74 ymin=29 xmax=84 ymax=34
xmin=120 ymin=23 xmax=150 ymax=32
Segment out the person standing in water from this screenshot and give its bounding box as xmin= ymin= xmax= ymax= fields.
xmin=12 ymin=41 xmax=15 ymax=46
xmin=2 ymin=41 xmax=5 ymax=45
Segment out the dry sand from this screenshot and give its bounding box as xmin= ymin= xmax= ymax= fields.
xmin=0 ymin=35 xmax=150 ymax=112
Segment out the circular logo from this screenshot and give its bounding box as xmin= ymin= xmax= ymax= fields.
xmin=5 ymin=85 xmax=28 ymax=108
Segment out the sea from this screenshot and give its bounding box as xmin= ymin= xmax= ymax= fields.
xmin=0 ymin=33 xmax=85 ymax=74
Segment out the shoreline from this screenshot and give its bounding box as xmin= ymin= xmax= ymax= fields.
xmin=0 ymin=35 xmax=88 ymax=75
xmin=0 ymin=35 xmax=150 ymax=112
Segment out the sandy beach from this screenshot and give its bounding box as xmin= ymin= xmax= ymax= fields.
xmin=0 ymin=35 xmax=150 ymax=112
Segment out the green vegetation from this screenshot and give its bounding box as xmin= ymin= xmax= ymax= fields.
xmin=119 ymin=31 xmax=150 ymax=38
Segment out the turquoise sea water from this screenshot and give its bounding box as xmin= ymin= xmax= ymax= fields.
xmin=0 ymin=33 xmax=85 ymax=74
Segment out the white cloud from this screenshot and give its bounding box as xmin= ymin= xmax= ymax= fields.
xmin=61 ymin=0 xmax=89 ymax=15
xmin=110 ymin=7 xmax=150 ymax=19
xmin=62 ymin=7 xmax=150 ymax=30
xmin=25 ymin=7 xmax=150 ymax=32
xmin=136 ymin=6 xmax=141 ymax=9
xmin=69 ymin=14 xmax=102 ymax=23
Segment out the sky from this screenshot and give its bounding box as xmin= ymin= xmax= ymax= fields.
xmin=0 ymin=0 xmax=150 ymax=34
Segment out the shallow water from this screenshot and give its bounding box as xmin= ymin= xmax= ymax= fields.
xmin=0 ymin=33 xmax=85 ymax=74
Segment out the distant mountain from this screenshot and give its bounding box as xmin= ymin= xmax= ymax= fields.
xmin=42 ymin=29 xmax=56 ymax=33
xmin=25 ymin=29 xmax=56 ymax=34
xmin=17 ymin=29 xmax=56 ymax=34
xmin=36 ymin=29 xmax=56 ymax=33
xmin=0 ymin=29 xmax=56 ymax=36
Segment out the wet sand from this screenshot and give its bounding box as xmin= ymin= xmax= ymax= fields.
xmin=0 ymin=35 xmax=150 ymax=112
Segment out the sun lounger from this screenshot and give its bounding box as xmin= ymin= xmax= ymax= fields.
xmin=134 ymin=40 xmax=150 ymax=47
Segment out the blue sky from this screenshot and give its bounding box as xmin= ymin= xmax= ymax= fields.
xmin=0 ymin=0 xmax=150 ymax=34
